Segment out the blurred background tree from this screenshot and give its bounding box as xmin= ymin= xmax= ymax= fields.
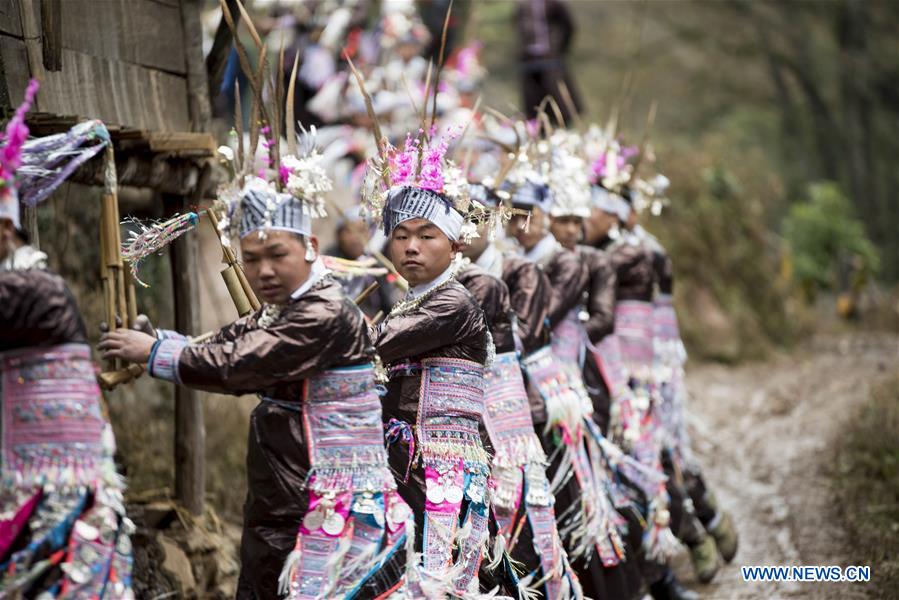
xmin=783 ymin=182 xmax=879 ymax=303
xmin=471 ymin=0 xmax=897 ymax=357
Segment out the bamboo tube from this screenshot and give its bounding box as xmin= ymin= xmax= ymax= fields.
xmin=221 ymin=265 xmax=253 ymax=316
xmin=98 ymin=364 xmax=144 ymax=391
xmin=353 ymin=281 xmax=380 ymax=306
xmin=97 ymin=145 xmax=146 ymax=389
xmin=206 ymin=209 xmax=261 ymax=312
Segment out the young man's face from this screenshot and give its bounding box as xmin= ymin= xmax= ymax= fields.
xmin=550 ymin=215 xmax=583 ymax=251
xmin=507 ymin=206 xmax=546 ymax=252
xmin=240 ymin=230 xmax=317 ymax=305
xmin=389 ymin=218 xmax=457 ymax=287
xmin=337 ymin=220 xmax=369 ymax=260
xmin=583 ymin=207 xmax=617 ymax=245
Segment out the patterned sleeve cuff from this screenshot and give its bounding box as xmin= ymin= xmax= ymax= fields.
xmin=147 ymin=338 xmax=188 ymax=384
xmin=156 ymin=329 xmax=190 ymax=342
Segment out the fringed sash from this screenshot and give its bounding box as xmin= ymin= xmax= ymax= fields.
xmin=416 ymin=357 xmax=490 ymax=597
xmin=614 ymin=301 xmax=655 ymax=383
xmin=521 ymin=343 xmax=625 ymax=568
xmin=587 ymin=334 xmax=630 ymax=401
xmin=483 ymin=352 xmax=575 ymax=598
xmin=653 ymin=294 xmax=692 ymax=469
xmin=611 ymin=302 xmax=682 ymax=562
xmin=0 ymin=344 xmax=133 ymax=598
xmin=284 ymin=365 xmax=409 ymax=600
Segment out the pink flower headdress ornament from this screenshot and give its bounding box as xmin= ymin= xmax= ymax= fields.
xmin=213 ymin=0 xmax=332 ymax=250
xmin=0 ymin=79 xmax=39 ymax=230
xmin=583 ymin=110 xmax=641 ymax=222
xmin=585 ymin=103 xmax=669 ymax=219
xmin=347 ymin=50 xmax=488 ymax=246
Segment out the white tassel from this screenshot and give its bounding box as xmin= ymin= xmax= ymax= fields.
xmin=516 ymin=574 xmax=542 ymax=600
xmin=455 ymin=516 xmax=474 ymax=547
xmin=484 ymin=532 xmax=506 ymax=571
xmin=320 ymin=534 xmax=354 ymax=598
xmin=278 ymin=549 xmax=302 ymax=597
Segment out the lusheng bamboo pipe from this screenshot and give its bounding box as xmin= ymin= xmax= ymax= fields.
xmin=207 ymin=209 xmax=261 ymax=315
xmin=353 ymin=281 xmax=380 ymax=306
xmin=97 ymin=146 xmax=146 ymax=390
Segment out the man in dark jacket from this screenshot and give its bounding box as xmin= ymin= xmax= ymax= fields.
xmin=371 ymin=184 xmax=497 ymax=597
xmin=100 ymin=188 xmax=391 ymax=600
xmin=517 ymin=0 xmax=583 ymax=122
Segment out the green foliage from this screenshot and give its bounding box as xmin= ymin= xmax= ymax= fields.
xmin=783 ymin=182 xmax=880 ymax=300
xmin=647 ymin=162 xmax=802 ymax=361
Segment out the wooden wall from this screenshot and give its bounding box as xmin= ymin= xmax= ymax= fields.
xmin=0 ymin=0 xmax=190 ymax=132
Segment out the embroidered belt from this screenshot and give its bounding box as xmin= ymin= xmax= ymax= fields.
xmin=521 ymin=345 xmax=592 ymax=434
xmin=615 ymin=301 xmax=655 ymax=378
xmin=1 ymin=343 xmax=114 ymax=491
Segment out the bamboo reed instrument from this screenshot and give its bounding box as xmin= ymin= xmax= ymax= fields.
xmin=97 ymin=145 xmax=144 ymax=390
xmin=206 ymin=208 xmax=261 ymax=316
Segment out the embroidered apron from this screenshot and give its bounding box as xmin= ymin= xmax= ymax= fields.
xmin=284 ymin=364 xmax=410 ymax=600
xmin=0 ymin=343 xmax=133 ymax=598
xmin=415 ymin=357 xmax=490 ymax=597
xmin=483 ymin=351 xmax=573 ymax=598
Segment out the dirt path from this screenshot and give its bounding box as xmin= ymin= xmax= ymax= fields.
xmin=674 ymin=332 xmax=898 ymax=599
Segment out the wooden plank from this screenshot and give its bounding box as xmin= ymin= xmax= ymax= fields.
xmin=130 ymin=0 xmax=185 ymax=74
xmin=23 ymin=44 xmax=191 ymax=132
xmin=40 ymin=0 xmax=61 ymax=71
xmin=60 ymin=0 xmax=185 ymax=75
xmin=148 ymin=132 xmax=216 ymax=154
xmin=163 ymin=192 xmax=206 ymax=517
xmin=0 ymin=33 xmax=28 ymax=111
xmin=179 ymin=0 xmax=211 ymax=132
xmin=0 ymin=0 xmax=23 ymax=37
xmin=18 ymin=0 xmax=44 ymax=86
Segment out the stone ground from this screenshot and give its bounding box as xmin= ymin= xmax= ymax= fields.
xmin=672 ymin=332 xmax=897 ymax=599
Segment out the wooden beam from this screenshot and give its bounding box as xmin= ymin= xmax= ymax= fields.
xmin=164 ymin=192 xmax=205 ymax=517
xmin=179 ymin=0 xmax=212 ymax=132
xmin=17 ymin=0 xmax=44 ymax=85
xmin=0 ymin=34 xmax=190 ymax=132
xmin=148 ymin=132 xmax=216 ymax=154
xmin=62 ymin=151 xmax=217 ymax=198
xmin=39 ymin=0 xmax=61 ymax=72
xmin=205 ymin=0 xmax=240 ymax=102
